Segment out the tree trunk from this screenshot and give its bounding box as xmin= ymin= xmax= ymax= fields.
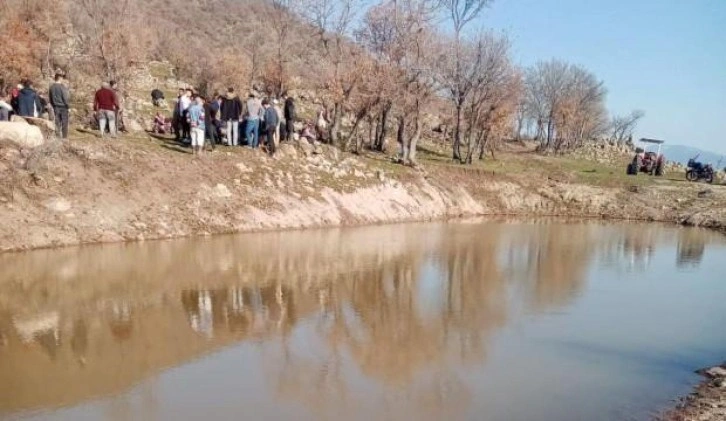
xmin=397 ymin=115 xmax=405 ymax=163
xmin=453 ymin=104 xmax=462 ymax=162
xmin=376 ymin=103 xmax=391 ymax=152
xmin=403 ymin=104 xmax=422 ymax=166
xmin=330 ymin=102 xmax=341 ymax=145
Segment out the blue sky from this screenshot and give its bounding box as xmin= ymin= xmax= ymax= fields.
xmin=476 ymin=0 xmax=726 ymax=154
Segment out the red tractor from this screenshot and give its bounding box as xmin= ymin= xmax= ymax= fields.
xmin=626 ymin=138 xmax=666 ymax=176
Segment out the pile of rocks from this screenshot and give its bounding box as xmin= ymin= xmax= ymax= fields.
xmin=570 ymin=139 xmax=634 ymax=165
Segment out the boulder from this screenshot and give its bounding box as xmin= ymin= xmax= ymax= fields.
xmin=299 ymin=138 xmax=314 ymax=157
xmin=213 ymin=184 xmax=232 ymax=198
xmin=0 ymin=122 xmax=45 ymax=148
xmin=124 ymin=118 xmax=145 ymax=133
xmin=24 ymin=117 xmax=56 ymax=137
xmin=44 ymin=197 xmax=72 ymax=213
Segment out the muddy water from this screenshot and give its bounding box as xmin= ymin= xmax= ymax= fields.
xmin=1 ymin=220 xmax=725 ymax=421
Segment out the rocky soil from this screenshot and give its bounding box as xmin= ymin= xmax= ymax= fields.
xmin=660 ymin=364 xmax=726 ymax=421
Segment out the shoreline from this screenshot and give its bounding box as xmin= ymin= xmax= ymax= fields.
xmin=1 ymin=134 xmax=725 ymax=418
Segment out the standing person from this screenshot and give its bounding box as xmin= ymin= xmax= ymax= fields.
xmin=173 ymin=88 xmax=184 ymax=140
xmin=273 ymin=99 xmax=284 ymax=146
xmin=94 ymin=82 xmax=118 ymax=138
xmin=244 ymin=92 xmax=263 ymax=148
xmin=204 ymin=95 xmax=219 ymax=150
xmin=17 ymin=81 xmax=41 ymax=118
xmin=283 ymin=94 xmax=295 ymax=141
xmin=180 ymin=89 xmax=192 ymax=142
xmin=262 ymin=99 xmax=279 ymax=157
xmin=0 ymin=91 xmax=12 ymax=121
xmin=49 ymin=73 xmax=71 ymax=139
xmin=187 ymin=96 xmax=206 ymax=155
xmin=10 ymin=84 xmax=22 ymax=114
xmin=109 ymin=81 xmax=125 ymax=133
xmin=219 ymin=88 xmax=242 ymax=146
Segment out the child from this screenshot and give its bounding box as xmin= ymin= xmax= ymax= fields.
xmin=187 ymin=97 xmax=206 ymax=155
xmin=153 ymin=112 xmax=167 ymax=134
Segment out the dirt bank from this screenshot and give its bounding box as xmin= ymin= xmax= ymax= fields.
xmin=1 ymin=133 xmax=725 ymax=253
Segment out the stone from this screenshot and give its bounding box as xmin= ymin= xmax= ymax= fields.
xmin=24 ymin=117 xmax=56 ymax=137
xmin=0 ymin=121 xmax=44 ymax=148
xmin=698 ymin=189 xmax=713 ymax=198
xmin=213 ymin=184 xmax=232 ymax=198
xmin=705 ymin=366 xmax=726 ymax=378
xmin=299 ymin=138 xmax=314 ymax=157
xmin=125 ymin=118 xmax=144 ymax=133
xmin=278 ymin=143 xmax=298 ymax=159
xmin=45 ymin=197 xmax=72 ymax=213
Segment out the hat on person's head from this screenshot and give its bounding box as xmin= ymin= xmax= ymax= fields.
xmin=273 ymin=99 xmax=279 ymax=105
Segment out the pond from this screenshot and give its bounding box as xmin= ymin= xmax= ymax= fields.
xmin=1 ymin=220 xmax=725 ymax=421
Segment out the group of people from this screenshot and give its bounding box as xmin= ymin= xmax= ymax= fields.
xmin=0 ymin=74 xmax=71 ymax=139
xmin=1 ymin=73 xmax=327 ymax=158
xmin=165 ymin=87 xmax=297 ymax=156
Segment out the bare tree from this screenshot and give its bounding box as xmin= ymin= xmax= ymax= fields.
xmin=300 ymin=0 xmax=363 ymax=145
xmin=524 ymin=59 xmax=608 ymax=152
xmin=75 ymin=0 xmax=151 ymax=82
xmin=439 ymin=0 xmax=493 ymax=162
xmin=610 ymin=110 xmax=644 ymax=142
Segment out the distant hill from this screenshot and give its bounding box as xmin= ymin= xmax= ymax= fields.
xmin=655 ymin=144 xmax=726 ymax=168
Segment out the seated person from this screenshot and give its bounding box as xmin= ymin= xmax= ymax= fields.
xmin=301 ymin=121 xmax=317 ymax=142
xmin=153 ymin=112 xmax=168 ymax=134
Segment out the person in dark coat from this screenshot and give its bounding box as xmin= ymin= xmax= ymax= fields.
xmin=262 ymin=98 xmax=279 ymax=156
xmin=204 ymin=95 xmax=220 ymax=150
xmin=283 ymin=94 xmax=296 ymax=141
xmin=151 ymin=89 xmax=165 ymax=107
xmin=220 ymin=88 xmax=243 ymax=146
xmin=17 ymin=81 xmax=41 ymax=118
xmin=49 ymin=73 xmax=71 ymax=138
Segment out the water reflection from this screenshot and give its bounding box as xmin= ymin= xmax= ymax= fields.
xmin=0 ymin=220 xmax=723 ymax=419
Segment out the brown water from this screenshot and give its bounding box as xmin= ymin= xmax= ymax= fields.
xmin=1 ymin=220 xmax=725 ymax=421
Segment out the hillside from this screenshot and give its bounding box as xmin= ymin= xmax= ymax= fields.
xmin=660 ymin=144 xmax=726 ymax=167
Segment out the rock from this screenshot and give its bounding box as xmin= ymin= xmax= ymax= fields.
xmin=628 ymin=185 xmax=641 ymax=193
xmin=312 ymin=141 xmax=323 ymax=155
xmin=278 ymin=143 xmax=298 ymax=159
xmin=698 ymin=189 xmax=713 ymax=198
xmin=213 ymin=183 xmax=232 ymax=198
xmin=45 ymin=197 xmax=72 ymax=213
xmin=704 ymin=366 xmax=726 ymax=378
xmin=299 ymin=138 xmax=314 ymax=157
xmin=23 ymin=117 xmax=56 ymax=137
xmin=376 ymin=170 xmax=386 ymax=182
xmin=0 ymin=121 xmax=44 ymax=148
xmin=124 ymin=118 xmax=144 ymax=133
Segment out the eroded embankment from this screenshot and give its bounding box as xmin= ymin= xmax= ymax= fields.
xmin=0 ymin=136 xmax=725 ymax=253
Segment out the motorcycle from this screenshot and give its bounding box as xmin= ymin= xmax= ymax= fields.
xmin=685 ymin=156 xmax=714 ymax=183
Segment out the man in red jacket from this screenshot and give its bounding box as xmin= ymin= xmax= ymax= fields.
xmin=94 ymin=82 xmax=118 ymax=138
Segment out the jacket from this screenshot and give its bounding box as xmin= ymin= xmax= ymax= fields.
xmin=49 ymin=82 xmax=71 ymax=108
xmin=17 ymin=87 xmax=40 ymax=117
xmin=284 ymin=98 xmax=295 ymax=121
xmin=220 ymin=95 xmax=242 ymax=121
xmin=264 ymin=107 xmax=279 ymax=131
xmin=245 ymin=98 xmax=263 ymax=120
xmin=94 ymin=88 xmax=117 ymax=111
